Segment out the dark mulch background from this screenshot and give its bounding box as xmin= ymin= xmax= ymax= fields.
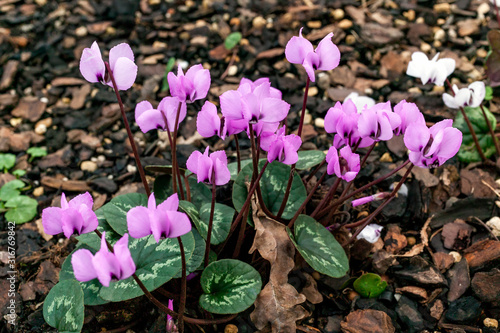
xmin=1 ymin=0 xmax=500 ymax=332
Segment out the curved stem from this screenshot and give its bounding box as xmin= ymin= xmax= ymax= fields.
xmin=310 ymin=178 xmax=341 ymax=218
xmin=176 ymin=237 xmax=187 ymax=333
xmin=288 ymin=171 xmax=327 ymax=228
xmin=171 ymin=101 xmax=184 ymax=195
xmin=204 ymin=171 xmax=217 ymax=268
xmin=480 ymin=104 xmax=500 ymax=156
xmin=234 ymin=135 xmax=241 ymax=173
xmin=104 ymin=62 xmax=150 ymax=197
xmin=277 ymin=164 xmax=295 ymax=218
xmin=297 ymin=77 xmax=310 ymax=138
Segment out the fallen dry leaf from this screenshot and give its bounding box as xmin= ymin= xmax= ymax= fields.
xmin=301 ymin=273 xmax=323 ymax=304
xmin=340 ymin=309 xmax=395 ymax=333
xmin=249 ymin=191 xmax=308 ymax=332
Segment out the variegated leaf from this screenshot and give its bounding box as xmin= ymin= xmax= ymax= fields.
xmin=227 ymin=159 xmax=253 ymax=180
xmin=43 ymin=280 xmax=84 ymax=332
xmin=173 ymin=228 xmax=205 ymax=278
xmin=288 ymin=215 xmax=349 ymax=278
xmin=200 ymin=259 xmax=262 ymax=314
xmin=102 ymin=193 xmax=148 ymax=235
xmin=233 ymin=160 xmax=307 ymax=219
xmin=295 ymin=150 xmax=325 ymax=170
xmin=198 ymin=203 xmax=234 ymax=245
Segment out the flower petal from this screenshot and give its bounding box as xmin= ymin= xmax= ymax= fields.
xmin=315 ymin=32 xmax=341 ymax=71
xmin=113 ymin=234 xmax=136 ymax=279
xmin=259 ymin=98 xmax=290 ymax=123
xmin=80 ymin=41 xmax=105 ymax=83
xmin=42 ymin=207 xmax=63 ymax=235
xmin=109 ymin=43 xmax=134 ymax=69
xmin=72 ymin=249 xmax=98 ymax=282
xmin=404 ymin=124 xmax=430 ymax=152
xmin=158 ymin=193 xmax=179 ymax=212
xmin=285 ymin=28 xmax=314 ymax=65
xmin=110 ymin=57 xmax=137 ymax=90
xmin=136 ymin=108 xmax=165 ymax=133
xmin=220 ymin=90 xmax=244 ymax=120
xmin=165 ymin=211 xmax=192 ymax=238
xmin=197 ymin=101 xmax=220 ymax=138
xmin=127 ymin=206 xmax=152 ymax=239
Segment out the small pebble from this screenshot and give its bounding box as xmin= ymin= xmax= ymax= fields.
xmin=35 ymin=123 xmax=47 ymax=135
xmin=81 ymin=161 xmax=98 ymax=172
xmin=338 ymin=19 xmax=353 ymax=29
xmin=10 ymin=118 xmax=22 ymax=127
xmin=35 ymin=0 xmax=47 ymax=5
xmin=432 ymin=85 xmax=445 ymax=94
xmin=477 ymin=48 xmax=488 ymax=58
xmin=420 ymin=42 xmax=431 ymax=53
xmin=33 ymin=187 xmax=44 ymax=197
xmin=415 ymin=17 xmax=424 ymax=24
xmin=229 ymin=17 xmax=240 ymax=26
xmin=408 ymin=87 xmax=422 ymax=94
xmin=312 ymin=271 xmax=321 ymax=280
xmin=437 ymin=18 xmax=446 ymax=25
xmin=314 ymin=118 xmax=325 ymax=129
xmin=433 ymin=40 xmax=442 ymax=48
xmin=486 ymin=216 xmax=500 ymax=237
xmin=75 ymin=26 xmax=88 ymax=37
xmin=332 ymin=8 xmax=344 ymax=20
xmin=224 ymin=324 xmax=238 ymax=333
xmin=252 ymin=16 xmax=266 ymax=29
xmin=449 ymin=251 xmax=462 ymax=263
xmin=304 ymin=113 xmax=312 ymax=125
xmin=477 ymin=3 xmax=490 ymax=16
xmin=127 ymin=164 xmax=137 ymax=173
xmin=346 ymin=35 xmax=356 ymax=45
xmin=403 ymin=10 xmax=415 ymax=21
xmin=308 ymin=86 xmax=318 ymax=97
xmin=227 ymin=65 xmax=238 ymax=76
xmin=484 ymin=318 xmax=498 ymax=329
xmin=407 ymin=236 xmax=416 ymax=246
xmin=434 ymin=3 xmax=451 ymax=13
xmin=434 ymin=28 xmax=446 ymax=41
xmin=307 ymin=21 xmax=322 ymax=29
xmin=380 ymin=152 xmax=393 ymax=163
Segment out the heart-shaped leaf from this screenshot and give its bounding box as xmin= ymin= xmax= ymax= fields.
xmin=198 ymin=203 xmax=235 ymax=245
xmin=200 ymin=259 xmax=262 ymax=314
xmin=43 ymin=279 xmax=85 ymax=332
xmin=295 ymin=151 xmax=325 ymax=170
xmin=233 ymin=160 xmax=307 ymax=219
xmin=454 ymin=106 xmax=497 ymax=162
xmin=0 ymin=153 xmax=16 ymax=171
xmin=227 ymin=159 xmax=253 ymax=181
xmin=102 ymin=193 xmax=148 ymax=235
xmin=5 ymin=195 xmax=38 ymax=224
xmin=353 ymin=273 xmax=387 ymax=298
xmin=224 ymin=32 xmax=242 ymax=50
xmin=0 ymin=180 xmax=25 ymax=201
xmin=173 ymin=228 xmax=205 ymax=278
xmin=287 ymin=215 xmax=349 ymax=278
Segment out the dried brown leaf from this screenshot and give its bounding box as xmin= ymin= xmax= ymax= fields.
xmin=249 ymin=193 xmax=308 ymax=332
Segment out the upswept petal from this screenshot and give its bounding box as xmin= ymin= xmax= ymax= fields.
xmin=408 ymin=151 xmax=426 ymax=167
xmin=71 ymin=249 xmax=98 ymax=282
xmin=127 ymin=206 xmax=152 ymax=239
xmin=468 ymin=81 xmax=485 ymax=107
xmin=213 ymin=152 xmax=230 ymax=185
xmin=196 ymin=150 xmax=213 ymax=183
xmin=136 ymin=108 xmax=165 ymax=133
xmin=324 ymin=103 xmax=343 ymax=133
xmin=220 ymin=90 xmax=244 ymax=120
xmin=110 ymin=57 xmax=137 ymax=90
xmin=158 ymin=193 xmax=179 ymax=212
xmin=357 ymin=108 xmax=378 ymax=139
xmin=109 ymin=43 xmax=135 ymax=69
xmin=93 ymin=249 xmax=121 ymax=287
xmin=78 ymin=205 xmax=98 ymax=234
xmin=376 ymin=113 xmax=395 ymax=141
xmin=80 ymin=42 xmax=105 ymax=83
xmin=435 ymin=58 xmax=456 ymax=85
xmin=434 ymin=127 xmax=462 ymax=160
xmin=191 ymin=67 xmax=210 ymax=101
xmin=406 ymin=52 xmax=430 ymax=77
xmin=259 ymin=98 xmax=290 ymax=123
xmin=147 ymin=192 xmax=157 ymax=210
xmin=442 ymin=93 xmax=459 ymax=109
xmin=241 ymin=93 xmax=261 ymax=121
xmin=113 ymin=234 xmax=135 ymax=280
xmin=42 ymin=207 xmax=63 ymax=235
xmin=404 ymin=124 xmax=430 ymax=152
xmin=61 ymin=208 xmax=84 ymax=238
xmin=345 ymin=92 xmax=375 ymax=112
xmin=326 ymin=146 xmax=339 ymax=176
xmin=210 ymin=150 xmax=228 ymax=166
xmin=150 ymin=209 xmax=170 ymax=243
xmin=186 ymin=150 xmax=202 ymax=176
xmin=285 ymin=28 xmax=314 ymax=64
xmin=165 ymin=211 xmax=192 ymax=238
xmin=302 ymin=54 xmax=318 ymax=82
xmin=315 ymin=33 xmax=340 ymax=70
xmin=135 ymin=101 xmax=154 ymax=122
xmin=429 ymin=119 xmax=453 ymax=138
xmin=167 ymin=72 xmax=183 ymax=99
xmin=158 ymin=96 xmax=186 ymax=132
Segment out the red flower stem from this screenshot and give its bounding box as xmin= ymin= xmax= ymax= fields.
xmin=104 ymin=62 xmax=150 ymax=197
xmin=288 ymin=171 xmax=327 ymax=228
xmin=182 ymin=174 xmax=191 ymax=202
xmin=494 ymin=0 xmax=500 ymax=27
xmin=171 ymin=101 xmax=185 ymax=197
xmin=316 ymin=160 xmax=411 ymax=219
xmin=232 ymin=203 xmax=250 ymax=259
xmin=480 ymin=104 xmax=500 ymax=156
xmin=342 ymin=163 xmax=414 ymax=245
xmin=310 ymin=178 xmax=341 ymax=219
xmin=276 ymin=164 xmax=295 ymax=218
xmin=161 ymin=111 xmax=184 ymax=200
xmin=234 ymin=135 xmax=241 ymax=173
xmin=445 ymin=78 xmax=487 ymax=161
xmin=93 ymin=232 xmax=234 ymax=325
xmin=204 ymin=169 xmax=217 ymax=268
xmin=297 ymin=77 xmax=310 ymax=138
xmin=176 ymin=237 xmax=187 ymax=333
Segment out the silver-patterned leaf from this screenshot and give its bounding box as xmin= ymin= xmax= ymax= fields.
xmin=198 ymin=203 xmax=234 ymax=245
xmin=43 ymin=280 xmax=84 ymax=332
xmin=295 ymin=150 xmax=325 ymax=170
xmin=102 ymin=193 xmax=148 ymax=235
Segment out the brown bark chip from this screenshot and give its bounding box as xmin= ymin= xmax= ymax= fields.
xmin=340 ymin=309 xmax=395 ymax=333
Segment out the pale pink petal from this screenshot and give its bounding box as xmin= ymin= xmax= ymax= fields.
xmin=136 ymin=108 xmax=165 ymax=133
xmin=135 ymin=101 xmax=154 ymax=122
xmin=165 ymin=211 xmax=192 ymax=238
xmin=150 ymin=210 xmax=170 ymax=243
xmin=71 ymin=249 xmax=98 ymax=282
xmin=435 ymin=127 xmax=462 ymax=161
xmin=197 ymin=101 xmax=220 ymax=138
xmin=158 ymin=193 xmax=179 ymax=212
xmin=158 ymin=97 xmax=186 ymax=132
xmin=429 ymin=119 xmax=453 ymax=138
xmin=315 ymin=33 xmax=340 ymax=71
xmin=42 ymin=207 xmax=63 ymax=235
xmin=285 ymin=28 xmax=314 ymax=64
xmin=186 ymin=151 xmax=202 ymax=176
xmin=80 ymin=41 xmax=105 ymax=83
xmin=109 ymin=43 xmax=135 ymax=69
xmin=68 ymin=192 xmax=93 ymax=210
xmin=213 ymin=157 xmax=230 ymax=185
xmin=78 ymin=205 xmax=98 ymax=234
xmin=404 ymin=124 xmax=430 ymax=152
xmin=259 ymin=98 xmax=290 ymax=123
xmin=113 ymin=234 xmax=136 ymax=279
xmin=168 ymin=72 xmax=184 ymax=100
xmin=220 ymin=90 xmax=244 ymax=120
xmin=191 ymin=67 xmax=210 ymax=101
xmin=110 ymin=57 xmax=137 ymax=90
xmin=93 ymin=250 xmax=120 ymax=287
xmin=62 ymin=208 xmax=84 ymax=238
xmin=127 ymin=206 xmax=152 ymax=239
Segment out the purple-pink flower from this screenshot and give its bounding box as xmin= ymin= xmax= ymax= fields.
xmin=196 ymin=101 xmax=248 ymax=139
xmin=260 ymin=126 xmax=302 ymax=165
xmin=326 ymin=146 xmax=360 ymax=182
xmin=358 ymin=101 xmax=401 ymax=142
xmin=285 ymin=28 xmax=341 ymax=82
xmin=42 ymin=192 xmax=98 ymax=239
xmin=127 ymin=193 xmax=191 ymax=243
xmin=352 ymin=192 xmax=390 ymax=207
xmin=168 ymin=64 xmax=210 ymax=103
xmin=167 ymin=299 xmax=175 ymax=332
xmin=80 ymin=42 xmax=137 ymax=91
xmin=71 ymin=232 xmax=136 ymax=287
xmin=219 ymin=78 xmax=289 ymax=136
xmin=186 ymin=147 xmax=231 ymax=186
xmin=135 ymin=97 xmax=186 ymax=134
xmin=393 ymin=100 xmax=426 ymax=136
xmin=404 ymin=119 xmax=462 ymax=168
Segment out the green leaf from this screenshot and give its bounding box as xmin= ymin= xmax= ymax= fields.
xmin=161 ymin=57 xmax=176 ymax=92
xmin=27 ymin=147 xmax=47 ymax=161
xmin=12 ymin=169 xmax=26 ymax=177
xmin=227 ymin=159 xmax=253 ymax=181
xmin=62 ymin=232 xmax=195 ymax=303
xmin=224 ymin=32 xmax=242 ymax=50
xmin=76 ymin=207 xmax=121 ymax=250
xmin=295 ymin=150 xmax=325 ymax=170
xmin=199 ymin=259 xmax=262 ymax=314
xmin=0 ymin=153 xmax=16 ymax=171
xmin=353 ymin=273 xmax=387 ymax=298
xmin=154 ymin=174 xmax=211 ymax=210
xmin=198 ymin=203 xmax=234 ymax=245
xmin=174 ymin=228 xmax=205 ymax=278
xmin=102 ymin=193 xmax=148 ymax=235
xmin=43 ymin=280 xmax=84 ymax=332
xmin=287 ymin=215 xmax=349 ymax=278
xmin=5 ymin=195 xmax=38 ymax=224
xmin=233 ymin=160 xmax=307 ymax=219
xmin=485 ymin=86 xmax=494 ymax=101
xmin=0 ymin=180 xmax=25 ymax=201
xmin=454 ymin=106 xmax=497 ymax=162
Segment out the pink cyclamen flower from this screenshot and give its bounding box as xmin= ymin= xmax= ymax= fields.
xmin=260 ymin=126 xmax=302 ymax=165
xmin=186 ymin=147 xmax=231 ymax=186
xmin=404 ymin=119 xmax=462 ymax=168
xmin=442 ymin=81 xmax=486 ymax=109
xmin=393 ymin=100 xmax=426 ymax=136
xmin=325 ymin=146 xmax=360 ymax=182
xmin=358 ymin=101 xmax=401 ymax=142
xmin=42 ymin=192 xmax=98 ymax=239
xmin=352 ymin=192 xmax=390 ymax=207
xmin=196 ymin=101 xmax=247 ymax=139
xmin=356 ymin=224 xmax=384 ymax=243
xmin=80 ymin=41 xmax=137 ymax=91
xmin=71 ymin=232 xmax=136 ymax=287
xmin=127 ymin=193 xmax=191 ymax=243
xmin=166 ymin=299 xmax=175 ymax=332
xmin=168 ymin=64 xmax=210 ymax=103
xmin=285 ymin=28 xmax=341 ymax=82
xmin=406 ymin=52 xmax=455 ymax=86
xmin=220 ymin=79 xmax=289 ymax=136
xmin=135 ymin=97 xmax=186 ymax=134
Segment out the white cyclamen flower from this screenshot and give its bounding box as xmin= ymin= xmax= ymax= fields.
xmin=406 ymin=52 xmax=455 ymax=86
xmin=356 ymin=223 xmax=384 ymax=243
xmin=442 ymin=81 xmax=486 ymax=109
xmin=344 ymin=92 xmax=376 ymax=113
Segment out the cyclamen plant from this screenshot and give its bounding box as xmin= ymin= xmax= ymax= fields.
xmin=43 ymin=29 xmax=467 ymax=333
